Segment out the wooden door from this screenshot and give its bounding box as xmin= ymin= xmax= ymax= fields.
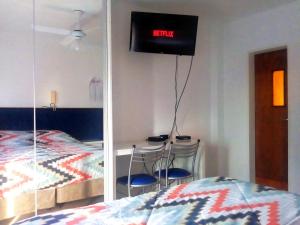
xmin=255 ymin=49 xmax=288 ymax=190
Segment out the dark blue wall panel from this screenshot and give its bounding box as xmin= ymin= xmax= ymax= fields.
xmin=0 ymin=108 xmax=103 ymax=141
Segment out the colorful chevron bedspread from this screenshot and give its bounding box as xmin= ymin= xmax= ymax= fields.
xmin=15 ymin=177 xmax=300 ymax=225
xmin=0 ymin=130 xmax=104 ymax=199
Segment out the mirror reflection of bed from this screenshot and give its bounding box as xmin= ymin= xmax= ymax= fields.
xmin=0 ymin=0 xmax=105 ymax=223
xmin=0 ymin=108 xmax=104 ymax=224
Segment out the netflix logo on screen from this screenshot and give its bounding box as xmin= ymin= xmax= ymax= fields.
xmin=153 ymin=30 xmax=175 ymax=38
xmin=130 ymin=12 xmax=198 ymax=55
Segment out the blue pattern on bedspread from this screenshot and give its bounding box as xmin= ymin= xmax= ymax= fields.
xmin=0 ymin=130 xmax=104 ymax=199
xmin=15 ymin=177 xmax=300 ymax=225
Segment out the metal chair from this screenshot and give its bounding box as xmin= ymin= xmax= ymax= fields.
xmin=155 ymin=139 xmax=200 ymax=187
xmin=117 ymin=143 xmax=166 ymax=197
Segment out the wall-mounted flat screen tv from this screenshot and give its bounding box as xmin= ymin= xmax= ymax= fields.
xmin=130 ymin=12 xmax=198 ymax=56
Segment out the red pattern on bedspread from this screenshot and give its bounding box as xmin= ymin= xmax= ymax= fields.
xmin=14 ymin=177 xmax=300 ymax=225
xmin=0 ymin=130 xmax=104 ymax=199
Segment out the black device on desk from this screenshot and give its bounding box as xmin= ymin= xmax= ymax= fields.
xmin=147 ymin=135 xmax=169 ymax=142
xmin=176 ymin=135 xmax=191 ymax=141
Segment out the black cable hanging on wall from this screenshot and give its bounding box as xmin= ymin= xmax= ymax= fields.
xmin=169 ymin=55 xmax=194 ymax=139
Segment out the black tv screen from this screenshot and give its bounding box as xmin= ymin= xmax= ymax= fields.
xmin=130 ymin=12 xmax=198 ymax=56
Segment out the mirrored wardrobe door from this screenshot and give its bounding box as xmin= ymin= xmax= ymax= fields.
xmin=34 ymin=0 xmax=105 ymax=216
xmin=0 ymin=0 xmax=35 ymax=224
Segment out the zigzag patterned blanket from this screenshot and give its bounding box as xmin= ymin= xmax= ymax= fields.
xmin=15 ymin=177 xmax=300 ymax=225
xmin=0 ymin=130 xmax=104 ymax=199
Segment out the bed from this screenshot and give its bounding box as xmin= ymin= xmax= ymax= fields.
xmin=0 ymin=130 xmax=104 ymax=220
xmin=14 ymin=177 xmax=300 ymax=225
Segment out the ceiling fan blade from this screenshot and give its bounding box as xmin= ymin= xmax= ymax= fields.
xmin=60 ymin=35 xmax=76 ymax=46
xmin=33 ymin=25 xmax=70 ymax=36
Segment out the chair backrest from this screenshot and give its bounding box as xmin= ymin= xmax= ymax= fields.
xmin=129 ymin=143 xmax=166 ymax=177
xmin=169 ymin=139 xmax=200 ymax=159
xmin=166 ymin=139 xmax=200 ymax=179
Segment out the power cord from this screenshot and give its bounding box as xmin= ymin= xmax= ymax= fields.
xmin=169 ymin=55 xmax=194 ymax=139
xmin=174 ymin=55 xmax=180 ymax=136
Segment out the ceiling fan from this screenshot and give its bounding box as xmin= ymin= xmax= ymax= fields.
xmin=34 ymin=10 xmax=99 ymax=51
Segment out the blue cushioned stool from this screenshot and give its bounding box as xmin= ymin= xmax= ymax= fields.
xmin=117 ymin=174 xmax=157 ymax=187
xmin=154 ymin=168 xmax=191 ymax=180
xmin=117 ymin=143 xmax=166 ymax=197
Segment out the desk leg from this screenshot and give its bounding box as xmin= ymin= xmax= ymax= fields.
xmin=199 ymin=143 xmax=206 ymax=179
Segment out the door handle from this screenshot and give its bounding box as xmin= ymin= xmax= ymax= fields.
xmin=283 ymin=118 xmax=288 ymax=121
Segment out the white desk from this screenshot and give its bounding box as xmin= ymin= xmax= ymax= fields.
xmin=115 ymin=141 xmax=164 ymax=156
xmin=114 ymin=139 xmax=206 ymax=179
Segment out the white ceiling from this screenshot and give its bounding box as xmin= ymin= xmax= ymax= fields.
xmin=130 ymin=0 xmax=297 ymax=20
xmin=0 ymin=0 xmax=296 ymax=41
xmin=0 ymin=0 xmax=105 ymax=47
xmin=0 ymin=0 xmax=104 ymax=32
xmin=0 ymin=0 xmax=296 ymax=32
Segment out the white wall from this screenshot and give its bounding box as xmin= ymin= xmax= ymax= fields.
xmin=222 ymin=0 xmax=300 ymax=193
xmin=35 ymin=35 xmax=104 ymax=108
xmin=111 ymin=0 xmax=224 ymax=177
xmin=112 ymin=0 xmax=300 ymax=188
xmin=111 ymin=1 xmax=154 ymax=142
xmin=0 ymin=2 xmax=104 ymax=108
xmin=0 ymin=34 xmax=104 ymax=108
xmin=0 ymin=4 xmax=34 ymax=107
xmin=151 ymin=16 xmax=224 ymax=177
